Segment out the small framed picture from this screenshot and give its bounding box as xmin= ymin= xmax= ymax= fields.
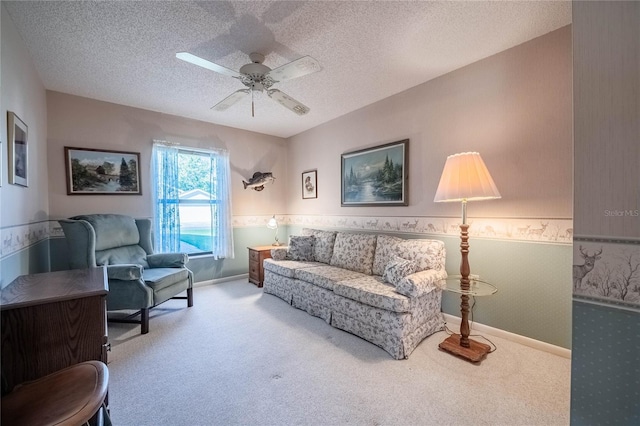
xmin=7 ymin=112 xmax=28 ymax=187
xmin=302 ymin=169 xmax=317 ymax=199
xmin=64 ymin=146 xmax=142 ymax=195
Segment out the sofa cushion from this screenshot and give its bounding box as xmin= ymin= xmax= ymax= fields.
xmin=330 ymin=232 xmax=377 ymax=275
xmin=294 ymin=265 xmax=366 ymax=291
xmin=288 ymin=235 xmax=315 ymax=261
xmin=333 ymin=276 xmax=411 ymax=313
xmin=395 ymin=239 xmax=446 ymax=272
xmin=372 ymin=235 xmax=403 ymax=276
xmin=302 ymin=228 xmax=337 ymax=264
xmin=383 ymin=256 xmax=417 ymax=286
xmin=263 ymin=259 xmax=321 ymax=278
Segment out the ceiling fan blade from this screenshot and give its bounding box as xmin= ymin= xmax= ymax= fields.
xmin=267 ymin=56 xmax=321 ymax=82
xmin=267 ymin=89 xmax=310 ymax=115
xmin=212 ymin=89 xmax=250 ymax=111
xmin=176 ymin=52 xmax=243 ymax=79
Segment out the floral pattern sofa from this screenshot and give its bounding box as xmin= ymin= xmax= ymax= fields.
xmin=262 ymin=229 xmax=447 ymax=359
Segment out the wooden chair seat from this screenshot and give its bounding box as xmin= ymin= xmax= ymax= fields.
xmin=1 ymin=360 xmax=109 ymax=426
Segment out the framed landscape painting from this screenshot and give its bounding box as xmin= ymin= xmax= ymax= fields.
xmin=65 ymin=147 xmax=141 ymax=195
xmin=341 ymin=139 xmax=408 ymax=206
xmin=302 ymin=169 xmax=317 ymax=199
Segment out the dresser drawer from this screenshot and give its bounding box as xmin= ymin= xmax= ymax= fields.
xmin=249 ymin=261 xmax=260 ymax=279
xmin=249 ymin=250 xmax=260 ymax=262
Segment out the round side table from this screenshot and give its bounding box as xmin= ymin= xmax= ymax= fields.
xmin=439 ymin=276 xmax=497 ymax=362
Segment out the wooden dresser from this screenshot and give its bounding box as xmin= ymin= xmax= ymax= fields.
xmin=248 ymin=245 xmax=277 ymax=287
xmin=0 ymin=267 xmax=109 ymax=392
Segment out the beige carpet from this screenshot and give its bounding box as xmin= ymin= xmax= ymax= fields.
xmin=106 ymin=279 xmax=570 ymax=425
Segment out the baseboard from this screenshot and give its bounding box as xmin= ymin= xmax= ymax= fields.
xmin=442 ymin=313 xmax=571 ymax=359
xmin=194 ymin=273 xmax=249 ymax=287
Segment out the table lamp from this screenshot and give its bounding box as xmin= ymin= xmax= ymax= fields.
xmin=434 ymin=152 xmax=501 ymax=361
xmin=266 ymin=215 xmax=281 ymax=246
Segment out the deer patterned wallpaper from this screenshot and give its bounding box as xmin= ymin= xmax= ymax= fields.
xmin=1 ymin=221 xmax=51 ymax=259
xmin=573 ymin=238 xmax=640 ymax=310
xmin=278 ymin=214 xmax=572 ymax=244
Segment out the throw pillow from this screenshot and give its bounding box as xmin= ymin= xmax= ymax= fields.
xmin=302 ymin=228 xmax=337 ymax=264
xmin=383 ymin=256 xmax=417 ymax=286
xmin=270 ymin=248 xmax=289 ymax=261
xmin=372 ymin=234 xmax=403 ymax=276
xmin=288 ymin=235 xmax=315 ymax=261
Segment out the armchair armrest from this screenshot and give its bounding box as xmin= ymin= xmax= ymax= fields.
xmin=147 ymin=253 xmax=188 ymax=268
xmin=395 ymin=269 xmax=447 ymax=298
xmin=107 ymin=264 xmax=144 ymax=281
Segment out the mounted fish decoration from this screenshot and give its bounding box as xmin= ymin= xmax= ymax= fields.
xmin=243 ymin=172 xmax=275 ymax=191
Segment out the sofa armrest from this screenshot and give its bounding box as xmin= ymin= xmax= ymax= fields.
xmin=270 ymin=248 xmax=290 ymax=261
xmin=147 ymin=253 xmax=188 ymax=268
xmin=107 ymin=264 xmax=144 ymax=281
xmin=395 ymin=269 xmax=447 ymax=298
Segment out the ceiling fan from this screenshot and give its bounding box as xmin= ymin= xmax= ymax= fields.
xmin=176 ymin=51 xmax=321 ymax=116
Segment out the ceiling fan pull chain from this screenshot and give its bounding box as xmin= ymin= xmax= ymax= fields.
xmin=251 ymin=89 xmax=255 ymax=117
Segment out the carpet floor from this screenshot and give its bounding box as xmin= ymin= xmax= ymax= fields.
xmin=106 ymin=279 xmax=570 ymax=426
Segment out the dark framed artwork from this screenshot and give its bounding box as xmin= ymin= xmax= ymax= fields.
xmin=341 ymin=139 xmax=409 ymax=206
xmin=7 ymin=112 xmax=28 ymax=187
xmin=302 ymin=169 xmax=317 ymax=199
xmin=64 ymin=146 xmax=142 ymax=195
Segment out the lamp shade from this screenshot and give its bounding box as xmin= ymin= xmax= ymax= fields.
xmin=434 ymin=152 xmax=501 ymax=202
xmin=266 ymin=215 xmax=278 ymax=229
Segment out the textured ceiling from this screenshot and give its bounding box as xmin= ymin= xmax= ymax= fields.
xmin=4 ymin=1 xmax=571 ymax=138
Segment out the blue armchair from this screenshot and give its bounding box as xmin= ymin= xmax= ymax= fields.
xmin=59 ymin=214 xmax=193 ymax=334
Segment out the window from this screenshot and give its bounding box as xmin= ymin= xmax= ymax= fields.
xmin=151 ymin=142 xmax=234 ymax=258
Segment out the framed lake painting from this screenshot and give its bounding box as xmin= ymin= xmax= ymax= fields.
xmin=341 ymin=139 xmax=408 ymax=206
xmin=65 ymin=146 xmax=141 ymax=195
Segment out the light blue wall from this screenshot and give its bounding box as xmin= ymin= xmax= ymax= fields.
xmin=441 ymin=236 xmax=572 ymax=348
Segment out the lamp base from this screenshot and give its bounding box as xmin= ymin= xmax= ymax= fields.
xmin=438 ymin=334 xmax=491 ymax=363
xmin=272 ymin=242 xmax=282 ymax=246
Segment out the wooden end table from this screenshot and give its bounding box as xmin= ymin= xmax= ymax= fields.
xmin=248 ymin=245 xmax=280 ymax=287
